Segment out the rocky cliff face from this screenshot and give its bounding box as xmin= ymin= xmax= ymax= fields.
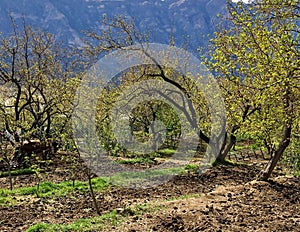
xmin=1 ymin=0 xmax=226 ymax=52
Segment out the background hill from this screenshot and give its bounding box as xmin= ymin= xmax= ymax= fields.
xmin=0 ymin=0 xmax=227 ymax=52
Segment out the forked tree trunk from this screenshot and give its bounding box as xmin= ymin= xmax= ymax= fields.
xmin=217 ymin=125 xmax=239 ymax=162
xmin=258 ymin=125 xmax=292 ymax=181
xmin=217 ymin=136 xmax=236 ymax=162
xmin=216 ymin=106 xmax=259 ymax=163
xmin=87 ymin=169 xmax=101 ymax=215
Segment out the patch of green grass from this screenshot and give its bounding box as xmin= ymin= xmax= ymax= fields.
xmin=184 ymin=163 xmax=200 ymax=171
xmin=26 ymin=210 xmax=122 ymax=232
xmin=116 ymin=157 xmax=155 ymax=165
xmin=26 ymin=223 xmax=49 ymax=232
xmin=157 ymin=148 xmax=176 ymax=157
xmin=133 ymin=202 xmax=164 ymax=215
xmin=0 ymin=168 xmax=35 ymax=178
xmin=105 ymin=166 xmax=185 ymax=187
xmin=294 ymin=171 xmax=300 ymax=176
xmin=233 ymin=145 xmax=246 ymax=151
xmin=0 ymin=195 xmax=17 ymax=206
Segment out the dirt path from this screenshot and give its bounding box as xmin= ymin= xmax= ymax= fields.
xmin=116 ymin=176 xmax=300 ymax=231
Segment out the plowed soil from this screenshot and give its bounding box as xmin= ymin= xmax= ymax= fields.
xmin=0 ymin=153 xmax=299 ymax=232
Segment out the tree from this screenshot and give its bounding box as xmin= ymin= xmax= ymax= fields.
xmin=0 ymin=19 xmax=80 ymax=165
xmin=207 ymin=0 xmax=300 ymax=179
xmin=0 ymin=133 xmax=15 ymax=190
xmin=84 ymin=16 xmax=222 ymax=161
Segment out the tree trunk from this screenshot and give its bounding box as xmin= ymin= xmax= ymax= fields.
xmin=216 ymin=125 xmax=239 ymax=162
xmin=8 ymin=161 xmax=13 ymax=190
xmin=87 ymin=170 xmax=101 ymax=215
xmin=217 ymin=134 xmax=236 ymax=162
xmin=258 ymin=125 xmax=292 ymax=181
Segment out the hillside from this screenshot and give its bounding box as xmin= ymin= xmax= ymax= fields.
xmin=0 ymin=0 xmax=226 ymax=51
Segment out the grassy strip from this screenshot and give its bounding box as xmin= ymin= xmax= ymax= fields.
xmin=0 ymin=168 xmax=35 ymax=178
xmin=0 ymin=163 xmax=206 ymax=206
xmin=0 ymin=163 xmax=201 ymax=199
xmin=116 ymin=157 xmax=155 ymax=165
xmin=0 ymin=177 xmax=108 ymax=206
xmin=26 ymin=203 xmax=164 ymax=232
xmin=0 ymin=164 xmax=188 ymax=201
xmin=26 ymin=210 xmax=122 ymax=232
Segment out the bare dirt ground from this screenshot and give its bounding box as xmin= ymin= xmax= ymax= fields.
xmin=0 ymin=152 xmax=299 ymax=232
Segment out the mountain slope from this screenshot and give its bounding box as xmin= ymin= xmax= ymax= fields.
xmin=0 ymin=0 xmax=227 ymax=52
